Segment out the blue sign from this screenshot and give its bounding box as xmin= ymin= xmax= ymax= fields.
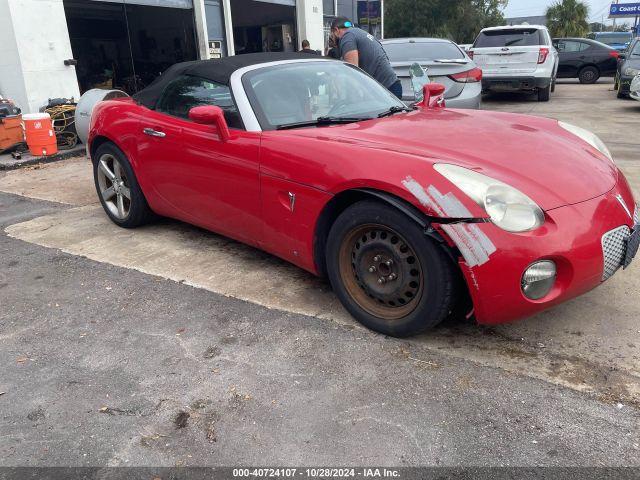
xmin=610 ymin=2 xmax=640 ymax=17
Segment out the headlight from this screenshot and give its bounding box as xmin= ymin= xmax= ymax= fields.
xmin=434 ymin=164 xmax=545 ymax=232
xmin=624 ymin=67 xmax=640 ymax=77
xmin=558 ymin=121 xmax=613 ymax=162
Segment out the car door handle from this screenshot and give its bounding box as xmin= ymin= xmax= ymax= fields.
xmin=143 ymin=127 xmax=166 ymax=138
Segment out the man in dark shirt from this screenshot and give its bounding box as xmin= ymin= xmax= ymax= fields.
xmin=300 ymin=39 xmax=319 ymax=55
xmin=330 ymin=17 xmax=402 ymax=99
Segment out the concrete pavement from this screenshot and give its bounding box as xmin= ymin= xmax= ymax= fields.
xmin=1 ymin=196 xmax=639 ymax=466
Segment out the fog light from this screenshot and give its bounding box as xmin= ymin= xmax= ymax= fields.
xmin=521 ymin=261 xmax=556 ymax=300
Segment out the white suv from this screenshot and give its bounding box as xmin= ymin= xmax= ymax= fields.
xmin=469 ymin=25 xmax=558 ymax=102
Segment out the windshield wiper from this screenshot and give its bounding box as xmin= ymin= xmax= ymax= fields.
xmin=377 ymin=105 xmax=414 ymax=118
xmin=276 ymin=116 xmax=371 ymax=130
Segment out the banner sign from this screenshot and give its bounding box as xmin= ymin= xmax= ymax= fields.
xmin=609 ymin=2 xmax=640 ymax=17
xmin=357 ymin=0 xmax=382 ymax=25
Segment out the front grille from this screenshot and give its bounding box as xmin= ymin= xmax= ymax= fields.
xmin=602 ymin=225 xmax=631 ymax=281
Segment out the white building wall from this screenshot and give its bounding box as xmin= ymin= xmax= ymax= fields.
xmin=222 ymin=0 xmax=235 ymax=56
xmin=0 ymin=0 xmax=81 ymax=113
xmin=0 ymin=0 xmax=25 ymax=109
xmin=296 ymin=0 xmax=324 ymax=51
xmin=193 ymin=0 xmax=211 ymax=59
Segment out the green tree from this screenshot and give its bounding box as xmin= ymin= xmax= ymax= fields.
xmin=385 ymin=0 xmax=508 ymax=44
xmin=546 ymin=0 xmax=590 ymax=38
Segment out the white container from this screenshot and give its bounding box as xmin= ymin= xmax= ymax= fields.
xmin=75 ymin=89 xmax=128 ymax=144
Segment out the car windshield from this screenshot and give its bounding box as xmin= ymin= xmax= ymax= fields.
xmin=383 ymin=41 xmax=465 ymax=62
xmin=243 ymin=61 xmax=406 ymax=130
xmin=474 ymin=29 xmax=542 ymax=48
xmin=632 ymin=41 xmax=640 ymax=56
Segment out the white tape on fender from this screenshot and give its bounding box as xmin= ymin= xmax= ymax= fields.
xmin=401 ymin=176 xmax=496 ymax=267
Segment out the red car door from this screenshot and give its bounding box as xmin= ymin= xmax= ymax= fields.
xmin=138 ymin=75 xmax=262 ymax=246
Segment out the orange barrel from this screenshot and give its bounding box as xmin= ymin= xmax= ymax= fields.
xmin=22 ymin=113 xmax=58 ymax=156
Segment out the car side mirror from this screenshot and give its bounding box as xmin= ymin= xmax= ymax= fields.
xmin=417 ymin=83 xmax=446 ymax=109
xmin=188 ymin=105 xmax=230 ymax=141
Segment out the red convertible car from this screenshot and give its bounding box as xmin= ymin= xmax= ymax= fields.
xmin=88 ymin=53 xmax=639 ymax=337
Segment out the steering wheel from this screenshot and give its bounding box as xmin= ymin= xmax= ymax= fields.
xmin=327 ymin=100 xmax=352 ymax=116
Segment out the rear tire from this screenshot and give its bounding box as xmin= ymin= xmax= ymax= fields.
xmin=325 ymin=200 xmax=456 ymax=337
xmin=551 ymin=77 xmax=556 ymax=92
xmin=93 ymin=142 xmax=154 ymax=228
xmin=538 ymin=84 xmax=551 ymax=102
xmin=578 ymin=66 xmax=599 ymax=84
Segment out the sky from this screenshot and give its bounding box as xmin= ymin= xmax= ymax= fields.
xmin=504 ymin=0 xmax=622 ymax=24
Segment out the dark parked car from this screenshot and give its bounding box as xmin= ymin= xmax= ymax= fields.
xmin=587 ymin=31 xmax=633 ymax=52
xmin=615 ymin=37 xmax=640 ymax=98
xmin=552 ymin=38 xmax=620 ymax=84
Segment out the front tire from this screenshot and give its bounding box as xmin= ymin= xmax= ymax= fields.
xmin=325 ymin=201 xmax=456 ymax=337
xmin=578 ymin=66 xmax=599 ymax=84
xmin=93 ymin=143 xmax=154 ymax=228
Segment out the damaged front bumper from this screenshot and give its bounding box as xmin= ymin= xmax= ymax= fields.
xmin=433 ymin=177 xmax=638 ymax=325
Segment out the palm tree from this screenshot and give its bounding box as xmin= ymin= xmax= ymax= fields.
xmin=546 ymin=0 xmax=590 ymax=38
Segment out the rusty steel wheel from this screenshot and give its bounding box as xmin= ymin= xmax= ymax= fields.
xmin=338 ymin=224 xmax=424 ymax=320
xmin=326 ymin=200 xmax=456 ymax=337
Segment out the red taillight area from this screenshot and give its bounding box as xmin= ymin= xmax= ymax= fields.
xmin=538 ymin=47 xmax=549 ymax=64
xmin=609 ymin=50 xmax=620 ymax=59
xmin=449 ymin=67 xmax=483 ymax=83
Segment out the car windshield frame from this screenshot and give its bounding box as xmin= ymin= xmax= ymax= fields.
xmin=240 ymin=60 xmax=407 ymax=131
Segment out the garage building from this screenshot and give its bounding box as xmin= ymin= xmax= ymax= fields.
xmin=1 ymin=0 xmax=382 ymax=114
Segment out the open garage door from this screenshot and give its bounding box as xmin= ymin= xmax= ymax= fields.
xmin=64 ymin=0 xmax=198 ymax=94
xmin=231 ymin=0 xmax=296 ymax=55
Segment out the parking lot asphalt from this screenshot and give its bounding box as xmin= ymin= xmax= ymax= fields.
xmin=1 ymin=80 xmax=639 ymax=467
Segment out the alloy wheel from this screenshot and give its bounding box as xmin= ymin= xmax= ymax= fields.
xmin=97 ymin=153 xmax=131 ymax=220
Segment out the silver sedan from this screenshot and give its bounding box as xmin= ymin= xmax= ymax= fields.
xmin=631 ymin=74 xmax=640 ymax=101
xmin=381 ymin=38 xmax=482 ymax=109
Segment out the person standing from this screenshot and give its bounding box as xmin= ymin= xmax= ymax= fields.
xmin=330 ymin=17 xmax=402 ymax=99
xmin=300 ymin=39 xmax=320 ymax=55
xmin=325 ymin=35 xmax=340 ymax=59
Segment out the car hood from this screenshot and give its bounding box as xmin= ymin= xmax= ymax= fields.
xmin=319 ymin=108 xmax=618 ymax=211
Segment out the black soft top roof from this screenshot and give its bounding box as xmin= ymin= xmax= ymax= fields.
xmin=134 ymin=52 xmax=328 ymax=110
